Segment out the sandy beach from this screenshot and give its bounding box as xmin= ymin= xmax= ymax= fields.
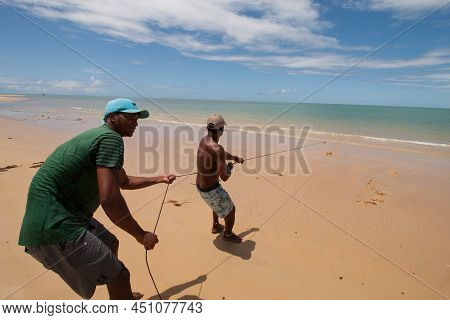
xmin=1 ymin=107 xmax=449 ymax=300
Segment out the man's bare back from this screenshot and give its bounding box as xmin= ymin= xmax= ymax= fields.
xmin=196 ymin=136 xmax=228 ymax=190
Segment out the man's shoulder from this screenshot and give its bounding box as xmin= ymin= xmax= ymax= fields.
xmin=54 ymin=126 xmax=123 ymax=158
xmin=86 ymin=125 xmax=121 ymax=137
xmin=75 ymin=125 xmax=123 ymax=144
xmin=201 ymin=138 xmax=223 ymax=153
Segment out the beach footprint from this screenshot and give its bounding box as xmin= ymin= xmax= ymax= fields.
xmin=30 ymin=161 xmax=44 ymax=169
xmin=0 ymin=164 xmax=21 ymax=173
xmin=166 ymin=199 xmax=190 ymax=207
xmin=356 ymin=178 xmax=387 ymax=207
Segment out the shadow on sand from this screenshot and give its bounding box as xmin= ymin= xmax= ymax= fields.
xmin=212 ymin=227 xmax=259 ymax=260
xmin=147 ymin=274 xmax=207 ymax=300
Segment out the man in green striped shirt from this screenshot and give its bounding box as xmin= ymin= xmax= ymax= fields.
xmin=19 ymin=98 xmax=175 ymax=300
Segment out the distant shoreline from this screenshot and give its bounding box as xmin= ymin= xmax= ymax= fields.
xmin=0 ymin=94 xmax=28 ymax=103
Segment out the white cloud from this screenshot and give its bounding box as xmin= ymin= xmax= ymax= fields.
xmin=0 ymin=76 xmax=103 ymax=93
xmin=341 ymin=0 xmax=449 ymax=18
xmin=380 ymin=67 xmax=450 ymax=90
xmin=340 ymin=0 xmax=369 ymax=10
xmin=184 ymin=52 xmax=351 ymax=70
xmin=9 ymin=0 xmax=340 ymax=53
xmin=186 ymin=49 xmax=450 ymax=71
xmin=51 ymin=76 xmax=102 ymax=92
xmin=387 ymin=81 xmax=450 ymax=89
xmin=5 ymin=1 xmax=449 ymax=78
xmin=361 ymin=49 xmax=450 ymax=68
xmin=369 ymin=0 xmax=448 ymax=13
xmin=426 ymin=73 xmax=450 ymax=81
xmin=266 ymin=88 xmax=298 ymax=94
xmin=290 ymin=69 xmax=340 ymax=76
xmin=89 ymin=76 xmax=103 ymax=90
xmin=51 ymin=80 xmax=81 ymax=90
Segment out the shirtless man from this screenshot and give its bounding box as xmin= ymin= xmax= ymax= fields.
xmin=196 ymin=115 xmax=244 ymax=243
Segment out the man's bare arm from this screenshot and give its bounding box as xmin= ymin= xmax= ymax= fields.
xmin=224 ymin=151 xmax=234 ymax=160
xmin=119 ymin=168 xmax=176 ymax=190
xmin=217 ymin=146 xmax=232 ymax=181
xmin=97 ymin=167 xmax=158 ymax=249
xmin=225 ymin=151 xmax=244 ymax=163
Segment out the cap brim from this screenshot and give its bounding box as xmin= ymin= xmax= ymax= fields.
xmin=138 ymin=110 xmax=149 ymax=119
xmin=121 ymin=109 xmax=150 ymax=119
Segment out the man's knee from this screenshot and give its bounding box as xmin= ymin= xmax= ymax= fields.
xmin=110 ymin=265 xmax=130 ymax=286
xmin=107 ymin=265 xmax=133 ymax=299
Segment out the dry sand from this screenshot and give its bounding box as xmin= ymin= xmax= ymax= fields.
xmin=1 ymin=108 xmax=449 ymax=300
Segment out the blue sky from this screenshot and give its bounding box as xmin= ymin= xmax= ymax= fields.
xmin=1 ymin=0 xmax=449 ymax=108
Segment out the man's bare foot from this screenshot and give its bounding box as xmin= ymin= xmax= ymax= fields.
xmin=211 ymin=223 xmax=224 ymax=234
xmin=223 ymin=232 xmax=242 ymax=243
xmin=133 ymin=292 xmax=144 ymax=300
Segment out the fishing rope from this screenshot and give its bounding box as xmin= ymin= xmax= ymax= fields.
xmin=145 ymin=183 xmax=170 ymax=300
xmin=242 ymin=140 xmax=326 ymax=162
xmin=174 ymin=140 xmax=327 ymax=177
xmin=175 ymin=172 xmax=197 ymax=178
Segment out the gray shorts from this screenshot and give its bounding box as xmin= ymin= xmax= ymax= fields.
xmin=25 ymin=218 xmax=123 ymax=299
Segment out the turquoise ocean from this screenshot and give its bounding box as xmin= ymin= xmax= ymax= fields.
xmin=2 ymin=94 xmax=450 ymax=147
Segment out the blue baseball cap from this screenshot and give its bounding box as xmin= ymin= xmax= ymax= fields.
xmin=103 ymin=98 xmax=149 ymax=120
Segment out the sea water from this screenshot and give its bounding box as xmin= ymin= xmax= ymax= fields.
xmin=2 ymin=94 xmax=449 ymax=147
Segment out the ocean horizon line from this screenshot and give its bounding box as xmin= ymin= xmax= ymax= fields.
xmin=1 ymin=92 xmax=449 ymax=111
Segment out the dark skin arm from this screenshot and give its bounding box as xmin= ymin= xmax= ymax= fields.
xmin=217 ymin=145 xmax=232 ymax=181
xmin=225 ymin=151 xmax=244 ymax=163
xmin=119 ymin=168 xmax=176 ymax=190
xmin=97 ymin=167 xmax=175 ymax=249
xmin=221 ymin=150 xmax=244 ymax=181
xmin=216 ymin=147 xmax=245 ymax=181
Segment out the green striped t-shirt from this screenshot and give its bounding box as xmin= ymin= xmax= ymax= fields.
xmin=19 ymin=125 xmax=124 ymax=246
